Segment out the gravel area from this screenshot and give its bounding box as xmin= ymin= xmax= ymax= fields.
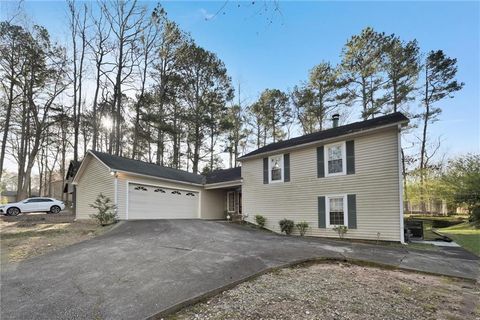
xmin=167 ymin=262 xmax=480 ymax=320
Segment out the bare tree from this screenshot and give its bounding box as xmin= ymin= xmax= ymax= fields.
xmin=68 ymin=1 xmax=88 ymax=162
xmin=16 ymin=26 xmax=69 ymax=199
xmin=101 ymin=0 xmax=146 ymax=156
xmin=0 ymin=22 xmax=30 ymax=181
xmin=85 ymin=5 xmax=111 ymax=152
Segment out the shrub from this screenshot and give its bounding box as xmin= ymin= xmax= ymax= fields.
xmin=333 ymin=225 xmax=348 ymax=239
xmin=279 ymin=219 xmax=294 ymax=235
xmin=255 ymin=215 xmax=266 ymax=228
xmin=89 ymin=193 xmax=117 ymax=226
xmin=470 ymin=206 xmax=480 ymax=226
xmin=296 ymin=221 xmax=309 ymax=236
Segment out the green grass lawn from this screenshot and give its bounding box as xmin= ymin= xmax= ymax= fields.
xmin=437 ymin=222 xmax=480 ymax=256
xmin=404 ymin=214 xmax=467 ymax=241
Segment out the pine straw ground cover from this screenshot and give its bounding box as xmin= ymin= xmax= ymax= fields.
xmin=0 ymin=220 xmax=114 ymax=264
xmin=168 ymin=262 xmax=479 ymax=320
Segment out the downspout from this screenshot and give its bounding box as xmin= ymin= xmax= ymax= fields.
xmin=398 ymin=124 xmax=405 ymax=244
xmin=111 ymin=170 xmax=118 ymax=216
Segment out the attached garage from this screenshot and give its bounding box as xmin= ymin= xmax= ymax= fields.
xmin=73 ymin=150 xmax=233 ymax=220
xmin=127 ymin=183 xmax=199 ymax=219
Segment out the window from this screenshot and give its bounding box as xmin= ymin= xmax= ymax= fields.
xmin=154 ymin=188 xmax=166 ymax=193
xmin=325 ymin=142 xmax=346 ymax=176
xmin=186 ymin=192 xmax=195 ymax=197
xmin=171 ymin=190 xmax=181 ymax=195
xmin=326 ymin=195 xmax=348 ymax=227
xmin=269 ymin=155 xmax=283 ymax=183
xmin=227 ymin=191 xmax=235 ymax=213
xmin=26 ymin=198 xmax=52 ymax=203
xmin=134 ymin=186 xmax=147 ymax=191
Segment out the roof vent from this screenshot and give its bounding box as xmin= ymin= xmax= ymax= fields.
xmin=332 ymin=114 xmax=340 ymax=128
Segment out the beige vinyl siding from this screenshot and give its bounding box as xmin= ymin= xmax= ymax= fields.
xmin=242 ymin=127 xmax=401 ymax=241
xmin=201 ymin=189 xmax=226 ymax=219
xmin=76 ymin=156 xmax=114 ymax=219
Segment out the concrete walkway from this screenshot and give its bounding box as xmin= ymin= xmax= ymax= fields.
xmin=1 ymin=220 xmax=478 ymax=320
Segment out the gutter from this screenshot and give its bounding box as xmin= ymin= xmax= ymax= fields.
xmin=238 ymin=121 xmax=408 ymax=161
xmin=111 ymin=170 xmax=205 ymax=187
xmin=204 ymin=180 xmax=243 ymax=189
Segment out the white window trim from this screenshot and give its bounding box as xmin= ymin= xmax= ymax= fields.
xmin=227 ymin=191 xmax=236 ymax=213
xmin=268 ymin=154 xmax=284 ymax=183
xmin=325 ymin=194 xmax=348 ymax=228
xmin=324 ymin=141 xmax=346 ymax=177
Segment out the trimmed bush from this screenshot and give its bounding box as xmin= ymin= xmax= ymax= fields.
xmin=333 ymin=225 xmax=348 ymax=239
xmin=255 ymin=215 xmax=266 ymax=228
xmin=296 ymin=221 xmax=309 ymax=236
xmin=279 ymin=219 xmax=294 ymax=235
xmin=89 ymin=193 xmax=117 ymax=226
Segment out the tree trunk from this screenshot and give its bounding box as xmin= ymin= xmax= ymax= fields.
xmin=393 ymin=78 xmax=398 ymax=113
xmin=210 ymin=128 xmax=214 ymax=172
xmin=0 ymin=72 xmax=15 ymax=182
xmin=361 ymin=76 xmax=368 ymax=120
xmin=172 ymin=109 xmax=179 ymax=169
xmin=419 ymin=66 xmax=429 ymax=213
xmin=92 ymin=63 xmax=101 ymax=151
xmin=192 ymin=124 xmax=201 ymax=174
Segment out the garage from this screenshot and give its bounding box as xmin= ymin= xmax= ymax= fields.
xmin=127 ymin=183 xmax=199 ymax=219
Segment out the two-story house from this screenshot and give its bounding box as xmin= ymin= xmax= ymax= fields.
xmin=68 ymin=112 xmax=408 ymax=242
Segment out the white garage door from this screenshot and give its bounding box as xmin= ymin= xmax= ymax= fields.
xmin=128 ymin=183 xmax=199 ymax=219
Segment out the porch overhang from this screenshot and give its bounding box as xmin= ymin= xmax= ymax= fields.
xmin=203 ymin=180 xmax=243 ymax=190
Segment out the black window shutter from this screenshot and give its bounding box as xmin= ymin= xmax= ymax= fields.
xmin=346 ymin=140 xmax=355 ymax=174
xmin=318 ymin=196 xmax=326 ymax=228
xmin=317 ymin=146 xmax=325 ymax=178
xmin=347 ymin=194 xmax=357 ymax=229
xmin=263 ymin=158 xmax=268 ymax=184
xmin=284 ymin=153 xmax=290 ymax=182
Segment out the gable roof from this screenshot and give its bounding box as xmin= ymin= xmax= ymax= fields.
xmin=90 ymin=151 xmax=205 ymax=185
xmin=238 ymin=112 xmax=409 ymax=160
xmin=205 ymin=167 xmax=242 ymax=184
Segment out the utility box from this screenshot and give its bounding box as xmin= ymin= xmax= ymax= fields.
xmin=405 ymin=220 xmax=424 ymax=240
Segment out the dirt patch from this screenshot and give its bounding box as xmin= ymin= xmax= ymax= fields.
xmin=168 ymin=262 xmax=480 ymax=320
xmin=0 ymin=220 xmax=114 ymax=264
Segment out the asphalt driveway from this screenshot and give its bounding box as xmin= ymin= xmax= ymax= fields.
xmin=1 ymin=220 xmax=478 ymax=320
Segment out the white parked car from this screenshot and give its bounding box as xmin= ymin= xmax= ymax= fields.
xmin=0 ymin=197 xmax=65 ymax=216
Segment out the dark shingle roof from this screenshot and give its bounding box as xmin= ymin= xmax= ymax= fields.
xmin=238 ymin=112 xmax=408 ymax=160
xmin=205 ymin=167 xmax=242 ymax=184
xmin=91 ymin=151 xmax=205 ymax=185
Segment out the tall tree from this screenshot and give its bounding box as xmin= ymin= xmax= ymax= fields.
xmin=255 ymin=89 xmax=291 ymax=143
xmin=16 ymin=25 xmax=69 ymax=199
xmin=223 ymin=104 xmax=247 ymax=168
xmin=383 ymin=37 xmax=420 ymax=113
xmin=292 ymin=62 xmax=347 ymax=133
xmin=86 ymin=5 xmax=111 ymax=152
xmin=248 ymin=101 xmax=267 ymax=148
xmin=68 ymin=1 xmax=88 ymax=162
xmin=341 ymin=27 xmax=388 ymax=119
xmin=178 ymin=43 xmax=233 ymax=173
xmin=149 ymin=17 xmax=186 ymax=165
xmin=101 ymin=0 xmax=146 ymax=156
xmin=419 ymin=50 xmax=464 ymax=177
xmin=0 ymin=22 xmax=30 ymax=182
xmin=131 ymin=4 xmax=163 ymax=160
